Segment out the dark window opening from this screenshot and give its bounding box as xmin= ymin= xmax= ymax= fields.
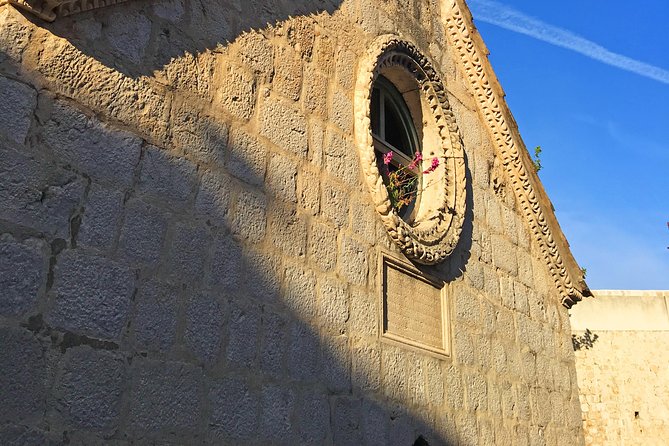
xmin=413 ymin=435 xmax=430 ymax=446
xmin=370 ymin=74 xmax=421 ymax=221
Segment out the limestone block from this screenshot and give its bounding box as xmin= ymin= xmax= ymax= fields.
xmin=381 ymin=346 xmax=407 ymax=403
xmin=171 ymin=105 xmax=229 ymax=166
xmin=296 ymin=393 xmax=329 ymax=444
xmin=225 ymin=301 xmax=261 ymax=368
xmin=324 ymin=127 xmax=359 ymax=185
xmin=491 ymin=234 xmax=518 ymax=277
xmin=153 ymin=0 xmax=184 ymax=23
xmin=228 ymin=127 xmax=267 ymax=187
xmin=205 ymin=234 xmax=242 ymax=293
xmin=453 ymin=330 xmax=475 ymax=366
xmin=303 ymin=68 xmax=328 ymax=120
xmin=0 ymin=8 xmax=32 ymax=63
xmin=349 ymin=198 xmax=377 ymax=246
xmin=0 ymin=144 xmax=86 ymax=238
xmin=43 ymin=101 xmax=142 ymax=188
xmin=0 ymin=425 xmax=55 ymax=445
xmin=454 ymin=286 xmax=481 ymax=328
xmin=0 ymin=327 xmax=46 ymax=423
xmin=274 ymin=45 xmax=303 ymax=101
xmin=308 ymin=221 xmax=337 ymax=272
xmin=260 ymin=385 xmax=296 ymax=441
xmin=208 ymin=377 xmax=258 ymax=441
xmin=229 ymin=189 xmax=266 ymax=243
xmin=54 ymin=346 xmax=125 ymax=430
xmin=268 ymin=204 xmax=306 ymax=258
xmin=243 ymin=249 xmax=281 ymax=303
xmin=298 ymin=167 xmax=320 ymax=215
xmin=321 ymin=334 xmax=351 ymax=393
xmin=335 ymin=46 xmax=356 ymax=90
xmin=349 ymin=288 xmax=377 ymax=337
xmin=194 ymin=170 xmax=232 ymax=227
xmin=128 ymin=360 xmax=203 ymax=434
xmin=48 ymin=250 xmax=134 ymax=341
xmin=330 ymin=88 xmax=353 ymax=134
xmin=318 ymin=276 xmax=349 ymax=334
xmin=352 ymin=342 xmax=381 ymax=393
xmin=131 ymin=280 xmax=178 ymax=353
xmin=361 ymin=399 xmax=389 ymax=446
xmin=105 ymin=12 xmax=152 ymax=65
xmin=137 ymin=145 xmax=198 ymax=206
xmin=338 ymin=235 xmax=368 ymax=286
xmin=0 ymin=76 xmax=36 ymax=144
xmin=78 ymin=184 xmax=124 ymax=251
xmin=321 ymin=180 xmax=349 ymax=229
xmin=259 ymin=311 xmax=287 ymax=379
xmin=184 ymin=292 xmax=224 ymax=365
xmin=284 ymin=264 xmax=317 ymax=319
xmin=238 ymin=32 xmax=274 ymax=76
xmin=215 ymin=62 xmax=257 ymax=122
xmin=266 ymin=152 xmax=297 ymax=203
xmin=163 ymin=221 xmax=210 ymax=279
xmin=312 ymin=31 xmax=335 ymax=75
xmin=332 ymin=397 xmax=363 ymax=445
xmin=288 ymin=320 xmax=320 ymax=382
xmin=308 ymin=118 xmax=324 ymax=166
xmin=259 ymin=96 xmax=308 ymax=158
xmin=0 ymin=236 xmax=46 ymax=317
xmin=118 ymin=199 xmax=168 ymax=267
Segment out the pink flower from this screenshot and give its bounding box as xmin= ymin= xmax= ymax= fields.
xmin=383 ymin=151 xmax=394 ymax=165
xmin=423 ymin=157 xmax=439 ymax=174
xmin=408 ymin=151 xmax=423 ymax=170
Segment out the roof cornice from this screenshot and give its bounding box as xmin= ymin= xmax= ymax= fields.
xmin=442 ymin=0 xmax=591 ymax=308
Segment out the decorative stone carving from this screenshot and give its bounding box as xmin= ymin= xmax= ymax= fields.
xmin=7 ymin=0 xmax=130 ymax=22
xmin=354 ymin=35 xmax=467 ymax=265
xmin=442 ymin=0 xmax=585 ymax=307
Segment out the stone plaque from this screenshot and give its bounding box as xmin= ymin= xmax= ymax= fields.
xmin=380 ymin=255 xmax=450 ymax=358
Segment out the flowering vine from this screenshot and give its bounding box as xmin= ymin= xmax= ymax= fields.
xmin=381 ymin=151 xmax=439 ymax=213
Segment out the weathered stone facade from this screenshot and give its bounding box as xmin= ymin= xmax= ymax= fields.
xmin=0 ymin=0 xmax=588 ymax=444
xmin=571 ymin=290 xmax=669 ymax=446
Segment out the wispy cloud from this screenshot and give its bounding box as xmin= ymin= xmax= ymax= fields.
xmin=468 ymin=0 xmax=669 ymax=85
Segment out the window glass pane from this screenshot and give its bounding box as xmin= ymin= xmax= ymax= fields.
xmin=384 ymin=96 xmax=413 ymax=158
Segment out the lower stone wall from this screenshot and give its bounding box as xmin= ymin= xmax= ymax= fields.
xmin=571 ymin=290 xmax=669 ymax=446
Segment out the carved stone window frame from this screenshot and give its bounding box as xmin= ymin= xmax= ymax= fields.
xmin=354 ymin=35 xmax=467 ymax=265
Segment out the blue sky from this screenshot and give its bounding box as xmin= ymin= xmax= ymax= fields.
xmin=467 ymin=0 xmax=669 ymax=290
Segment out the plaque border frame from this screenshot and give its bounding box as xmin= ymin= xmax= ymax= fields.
xmin=378 ymin=252 xmax=452 ymax=360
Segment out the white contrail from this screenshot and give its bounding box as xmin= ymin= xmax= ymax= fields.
xmin=468 ymin=0 xmax=669 ymax=85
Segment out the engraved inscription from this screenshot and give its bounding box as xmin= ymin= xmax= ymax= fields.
xmin=381 ymin=256 xmax=449 ymax=357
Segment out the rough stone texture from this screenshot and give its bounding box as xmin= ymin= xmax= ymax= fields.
xmin=48 ymin=250 xmax=135 ymax=341
xmin=54 ymin=346 xmax=125 ymax=430
xmin=0 ymin=75 xmax=36 ymax=144
xmin=571 ymin=291 xmax=669 ymax=446
xmin=0 ymin=327 xmax=46 ymax=423
xmin=0 ymin=236 xmax=46 ymax=316
xmin=129 ymin=360 xmax=203 ymax=435
xmin=0 ymin=1 xmax=586 ymax=444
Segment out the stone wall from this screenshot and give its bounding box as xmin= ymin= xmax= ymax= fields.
xmin=0 ymin=1 xmax=584 ymax=444
xmin=571 ymin=290 xmax=669 ymax=446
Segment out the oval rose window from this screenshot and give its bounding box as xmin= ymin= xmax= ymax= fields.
xmin=354 ymin=35 xmax=467 ymax=264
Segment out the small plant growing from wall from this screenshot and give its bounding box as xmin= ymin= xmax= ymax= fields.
xmin=531 ymin=146 xmax=542 ymax=172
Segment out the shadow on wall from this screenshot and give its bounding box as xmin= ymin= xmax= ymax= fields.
xmin=0 ymin=84 xmax=473 ymax=445
xmin=571 ymin=329 xmax=599 ymax=351
xmin=15 ymin=0 xmax=344 ymax=78
xmin=0 ymin=9 xmax=476 ymax=444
